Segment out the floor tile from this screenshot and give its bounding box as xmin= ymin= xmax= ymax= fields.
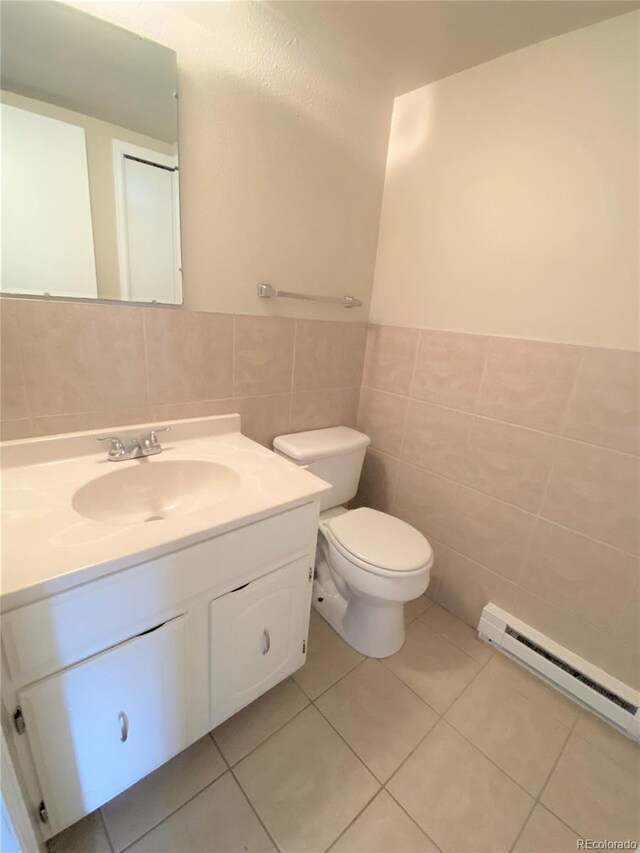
xmin=420 ymin=603 xmax=493 ymax=663
xmin=485 ymin=653 xmax=579 ymax=727
xmin=213 ymin=677 xmax=309 ymax=766
xmin=445 ymin=663 xmax=570 ymax=795
xmin=383 ymin=620 xmax=482 ymax=713
xmin=316 ymin=659 xmax=438 ymax=782
xmin=292 ymin=609 xmax=363 ymax=699
xmin=234 ymin=705 xmax=379 ymax=852
xmin=330 ymin=791 xmax=438 ymax=853
xmin=405 ymin=594 xmax=433 ymax=625
xmin=101 ymin=737 xmax=226 ymax=851
xmin=48 ymin=812 xmax=110 ymax=853
xmin=388 ymin=720 xmax=533 ymax=853
xmin=541 ymin=732 xmax=640 ymax=843
xmin=574 ymin=711 xmax=640 ymax=776
xmin=513 ymin=805 xmax=582 ymax=853
xmin=127 ymin=772 xmax=275 ymax=852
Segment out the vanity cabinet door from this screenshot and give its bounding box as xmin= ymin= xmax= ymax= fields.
xmin=210 ymin=558 xmax=311 ymax=726
xmin=18 ymin=615 xmax=188 ymax=835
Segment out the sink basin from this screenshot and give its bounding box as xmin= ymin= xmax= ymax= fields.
xmin=72 ymin=459 xmax=241 ymax=525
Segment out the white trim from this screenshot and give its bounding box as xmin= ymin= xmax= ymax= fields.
xmin=111 ymin=139 xmax=182 ymax=304
xmin=1 ymin=727 xmax=44 ymax=853
xmin=478 ymin=602 xmax=640 ymax=741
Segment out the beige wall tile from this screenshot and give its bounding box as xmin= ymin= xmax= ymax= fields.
xmin=353 ymin=449 xmax=398 ymax=513
xmin=541 ymin=439 xmax=640 ymax=554
xmin=155 ymin=399 xmax=235 ymax=420
xmin=541 ymin=733 xmax=640 ymax=842
xmin=564 ymin=347 xmax=640 ymax=455
xmin=0 ymin=418 xmax=33 ymax=440
xmin=362 ymin=325 xmax=418 ymax=395
xmin=445 ymin=662 xmax=570 ymax=795
xmin=436 ymin=549 xmax=607 ymax=666
xmin=17 ymin=299 xmax=147 ymax=416
xmin=464 ymin=417 xmax=558 ymax=511
xmin=600 ymin=586 xmax=640 ymax=690
xmin=290 ymin=387 xmax=359 ymax=432
xmin=392 ymin=462 xmax=458 ymax=542
xmin=293 ymin=320 xmax=367 ymax=391
xmin=411 ymin=329 xmax=489 ymax=412
xmin=331 ymin=791 xmax=437 ymax=853
xmin=357 ymin=387 xmax=408 ymax=456
xmin=522 ymin=519 xmax=639 ymax=630
xmin=387 ymin=720 xmax=533 ymax=853
xmin=436 ymin=549 xmax=510 ymax=627
xmin=144 ymin=308 xmax=233 ymax=404
xmin=30 ymin=407 xmax=158 ymax=437
xmin=403 ymin=400 xmax=474 ymax=481
xmin=234 ymin=394 xmax=291 ymax=448
xmin=476 ymin=338 xmax=582 ymax=432
xmin=447 ymin=486 xmax=536 ymax=581
xmin=0 ymin=299 xmax=29 ymax=420
xmin=233 ymin=316 xmax=294 ymax=396
xmin=513 ymin=806 xmax=582 ymax=853
xmin=427 ymin=538 xmax=452 ymax=600
xmin=101 ymin=737 xmax=226 ymax=852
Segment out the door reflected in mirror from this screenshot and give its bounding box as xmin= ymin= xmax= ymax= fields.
xmin=0 ymin=1 xmax=182 ymax=304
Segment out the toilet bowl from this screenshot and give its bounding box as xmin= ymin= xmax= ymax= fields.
xmin=273 ymin=427 xmax=434 ymax=657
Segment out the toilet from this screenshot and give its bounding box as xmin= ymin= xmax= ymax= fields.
xmin=273 ymin=426 xmax=433 ymax=658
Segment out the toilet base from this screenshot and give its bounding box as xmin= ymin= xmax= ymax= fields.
xmin=311 ymin=578 xmax=406 ymax=658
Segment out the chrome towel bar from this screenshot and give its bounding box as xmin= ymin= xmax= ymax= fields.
xmin=257 ymin=282 xmax=362 ymax=308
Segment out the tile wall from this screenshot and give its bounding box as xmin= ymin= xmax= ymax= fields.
xmin=0 ymin=298 xmax=366 ymax=449
xmin=356 ymin=325 xmax=640 ymax=690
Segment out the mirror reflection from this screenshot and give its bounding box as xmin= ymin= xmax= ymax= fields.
xmin=0 ymin=1 xmax=181 ymax=304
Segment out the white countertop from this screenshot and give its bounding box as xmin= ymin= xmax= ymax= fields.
xmin=0 ymin=415 xmax=330 ymax=611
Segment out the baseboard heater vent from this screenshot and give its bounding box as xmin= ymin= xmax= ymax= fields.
xmin=478 ymin=603 xmax=640 ymax=741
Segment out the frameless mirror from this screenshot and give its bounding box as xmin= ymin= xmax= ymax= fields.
xmin=0 ymin=1 xmax=182 ymax=304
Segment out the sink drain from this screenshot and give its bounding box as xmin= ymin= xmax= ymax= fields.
xmin=144 ymin=515 xmax=164 ymax=522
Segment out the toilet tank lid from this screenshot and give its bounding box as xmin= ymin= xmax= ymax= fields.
xmin=273 ymin=427 xmax=370 ymax=461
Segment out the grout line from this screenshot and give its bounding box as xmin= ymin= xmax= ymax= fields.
xmin=382 ymin=788 xmax=444 ymax=852
xmin=229 ymin=766 xmax=282 ymax=852
xmin=210 ymin=697 xmax=311 ymax=770
xmin=97 ymin=809 xmax=115 ymax=853
xmin=471 ymin=335 xmax=492 ymax=415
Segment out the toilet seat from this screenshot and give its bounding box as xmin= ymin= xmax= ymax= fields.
xmin=324 ymin=507 xmax=433 ymax=578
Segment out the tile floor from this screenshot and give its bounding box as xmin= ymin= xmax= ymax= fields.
xmin=49 ymin=597 xmax=640 ymax=853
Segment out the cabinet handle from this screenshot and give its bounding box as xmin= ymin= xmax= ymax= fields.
xmin=262 ymin=629 xmax=271 ymax=655
xmin=118 ymin=711 xmax=129 ymax=743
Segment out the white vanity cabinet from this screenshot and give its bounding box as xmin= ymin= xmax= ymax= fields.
xmin=210 ymin=557 xmax=312 ymax=725
xmin=17 ymin=617 xmax=188 ymax=832
xmin=2 ymin=500 xmax=320 ymax=839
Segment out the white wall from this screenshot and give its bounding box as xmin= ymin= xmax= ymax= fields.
xmin=71 ymin=1 xmax=392 ymax=321
xmin=370 ymin=12 xmax=640 ymax=349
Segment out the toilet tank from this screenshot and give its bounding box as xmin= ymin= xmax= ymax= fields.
xmin=273 ymin=427 xmax=371 ymax=511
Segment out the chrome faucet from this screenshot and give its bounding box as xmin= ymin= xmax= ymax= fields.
xmin=95 ymin=427 xmax=171 ymax=462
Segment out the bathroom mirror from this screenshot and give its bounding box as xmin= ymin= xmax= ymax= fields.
xmin=0 ymin=1 xmax=181 ymax=304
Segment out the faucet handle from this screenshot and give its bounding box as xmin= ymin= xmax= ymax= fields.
xmin=94 ymin=436 xmax=126 ymax=460
xmin=148 ymin=426 xmax=171 ymax=446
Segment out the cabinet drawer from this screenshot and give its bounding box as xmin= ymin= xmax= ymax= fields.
xmin=2 ymin=501 xmax=318 ymax=683
xmin=210 ymin=558 xmax=312 ymax=726
xmin=18 ymin=615 xmax=188 ymax=834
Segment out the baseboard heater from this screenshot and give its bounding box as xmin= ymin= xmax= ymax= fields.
xmin=478 ymin=603 xmax=640 ymax=741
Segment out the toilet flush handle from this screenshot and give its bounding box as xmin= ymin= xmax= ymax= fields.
xmin=262 ymin=629 xmax=271 ymax=655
